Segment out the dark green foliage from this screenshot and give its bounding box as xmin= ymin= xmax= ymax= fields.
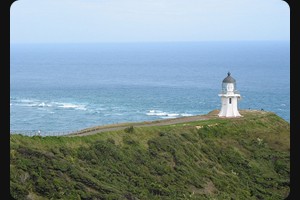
xmin=10 ymin=112 xmax=290 ymax=199
xmin=10 ymin=182 xmax=28 ymax=200
xmin=124 ymin=126 xmax=134 ymax=133
xmin=106 ymin=138 xmax=115 ymax=144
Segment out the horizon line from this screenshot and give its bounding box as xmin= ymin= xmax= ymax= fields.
xmin=10 ymin=39 xmax=290 ymax=45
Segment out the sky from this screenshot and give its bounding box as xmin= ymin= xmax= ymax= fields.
xmin=10 ymin=0 xmax=290 ymax=43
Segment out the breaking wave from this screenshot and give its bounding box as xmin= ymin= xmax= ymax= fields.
xmin=146 ymin=110 xmax=192 ymax=118
xmin=10 ymin=98 xmax=87 ymax=111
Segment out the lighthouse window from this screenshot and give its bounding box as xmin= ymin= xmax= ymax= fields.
xmin=229 ymin=98 xmax=232 ymax=104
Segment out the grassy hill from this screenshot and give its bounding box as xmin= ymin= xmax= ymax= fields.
xmin=10 ymin=110 xmax=290 ymax=199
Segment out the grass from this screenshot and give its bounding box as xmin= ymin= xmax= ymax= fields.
xmin=10 ymin=111 xmax=290 ymax=199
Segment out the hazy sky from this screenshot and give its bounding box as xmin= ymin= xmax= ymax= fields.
xmin=10 ymin=0 xmax=289 ymax=43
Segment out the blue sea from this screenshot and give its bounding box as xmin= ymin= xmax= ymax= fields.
xmin=10 ymin=41 xmax=290 ymax=135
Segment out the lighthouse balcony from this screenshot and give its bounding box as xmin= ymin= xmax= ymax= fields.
xmin=218 ymin=93 xmax=241 ymax=97
xmin=220 ymin=90 xmax=240 ymax=94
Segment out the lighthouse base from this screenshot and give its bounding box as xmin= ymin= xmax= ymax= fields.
xmin=218 ymin=96 xmax=241 ymax=118
xmin=218 ymin=108 xmax=241 ymax=118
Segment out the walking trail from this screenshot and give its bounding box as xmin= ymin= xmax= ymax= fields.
xmin=66 ymin=110 xmax=220 ymax=137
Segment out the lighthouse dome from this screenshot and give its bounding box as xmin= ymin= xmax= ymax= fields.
xmin=221 ymin=72 xmax=237 ymax=92
xmin=222 ymin=72 xmax=236 ymax=83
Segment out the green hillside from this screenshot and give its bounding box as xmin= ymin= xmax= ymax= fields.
xmin=10 ymin=110 xmax=290 ymax=199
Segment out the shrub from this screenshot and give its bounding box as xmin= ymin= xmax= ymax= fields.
xmin=124 ymin=126 xmax=134 ymax=133
xmin=10 ymin=182 xmax=29 ymax=200
xmin=107 ymin=138 xmax=115 ymax=144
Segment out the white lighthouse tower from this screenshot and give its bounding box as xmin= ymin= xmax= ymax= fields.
xmin=218 ymin=72 xmax=241 ymax=117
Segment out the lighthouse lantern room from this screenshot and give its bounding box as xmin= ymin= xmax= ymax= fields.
xmin=218 ymin=72 xmax=242 ymax=117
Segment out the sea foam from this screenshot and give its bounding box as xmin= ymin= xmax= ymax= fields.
xmin=11 ymin=98 xmax=87 ymax=111
xmin=56 ymin=103 xmax=87 ymax=110
xmin=146 ymin=110 xmax=192 ymax=118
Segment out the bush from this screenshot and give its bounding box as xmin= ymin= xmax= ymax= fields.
xmin=107 ymin=138 xmax=115 ymax=144
xmin=124 ymin=126 xmax=134 ymax=133
xmin=10 ymin=182 xmax=29 ymax=200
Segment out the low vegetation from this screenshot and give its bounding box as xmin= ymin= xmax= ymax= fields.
xmin=10 ymin=111 xmax=290 ymax=199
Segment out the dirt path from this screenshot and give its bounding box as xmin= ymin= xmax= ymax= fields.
xmin=66 ymin=111 xmax=219 ymax=137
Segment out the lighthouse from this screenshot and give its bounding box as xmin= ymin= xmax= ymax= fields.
xmin=218 ymin=72 xmax=242 ymax=117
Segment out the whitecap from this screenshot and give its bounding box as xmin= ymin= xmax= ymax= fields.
xmin=161 ymin=116 xmax=177 ymax=119
xmin=167 ymin=113 xmax=180 ymax=117
xmin=146 ymin=110 xmax=193 ymax=118
xmin=146 ymin=110 xmax=184 ymax=118
xmin=38 ymin=102 xmax=52 ymax=107
xmin=181 ymin=113 xmax=193 ymax=117
xmin=12 ymin=98 xmax=45 ymax=108
xmin=57 ymin=102 xmax=87 ymax=110
xmin=146 ymin=110 xmax=168 ymax=116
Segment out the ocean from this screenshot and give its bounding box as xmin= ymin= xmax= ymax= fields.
xmin=10 ymin=41 xmax=290 ymax=135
